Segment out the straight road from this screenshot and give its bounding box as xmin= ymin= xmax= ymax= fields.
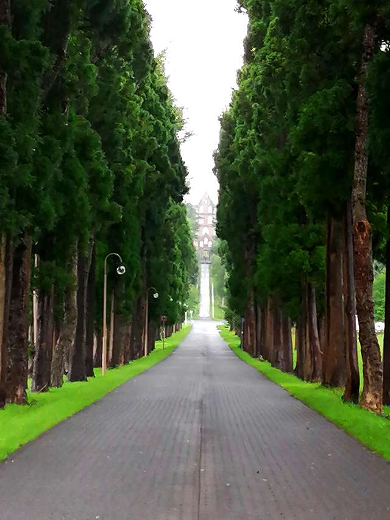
xmin=1 ymin=320 xmax=390 ymax=520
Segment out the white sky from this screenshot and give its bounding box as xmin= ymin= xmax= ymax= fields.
xmin=144 ymin=0 xmax=248 ymax=205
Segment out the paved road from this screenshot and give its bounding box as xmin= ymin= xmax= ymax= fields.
xmin=1 ymin=320 xmax=390 ymax=520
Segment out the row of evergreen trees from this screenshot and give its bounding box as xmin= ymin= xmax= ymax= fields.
xmin=215 ymin=1 xmax=390 ymax=412
xmin=0 ymin=0 xmax=197 ymax=407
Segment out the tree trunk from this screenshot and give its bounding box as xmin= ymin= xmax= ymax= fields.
xmin=51 ymin=249 xmax=77 ymax=387
xmin=111 ymin=304 xmax=125 ymax=368
xmin=343 ymin=202 xmax=360 ymax=403
xmin=131 ymin=296 xmax=145 ymax=359
xmin=352 ymin=23 xmax=382 ymax=412
xmin=6 ymin=236 xmax=32 ymax=404
xmin=68 ymin=240 xmax=93 ymax=382
xmin=323 ymin=214 xmax=346 ymax=387
xmin=296 ymin=281 xmax=313 ymax=382
xmin=383 ymin=206 xmax=390 ymax=405
xmin=264 ymin=299 xmax=274 ymax=363
xmin=272 ymin=303 xmax=282 ymax=369
xmin=280 ymin=316 xmax=293 ymax=373
xmin=0 ymin=234 xmax=12 ymax=407
xmin=85 ymin=242 xmax=96 ymax=377
xmin=308 ymin=284 xmax=322 ymax=382
xmin=244 ymin=290 xmax=256 ymax=357
xmin=31 ymin=285 xmax=55 ymax=392
xmin=124 ymin=319 xmax=133 ymax=364
xmin=148 ymin=319 xmax=157 ymax=354
xmin=108 ymin=290 xmax=115 ymax=365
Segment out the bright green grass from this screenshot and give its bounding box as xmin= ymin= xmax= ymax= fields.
xmin=0 ymin=325 xmax=191 ymax=461
xmin=219 ymin=325 xmax=390 ymax=460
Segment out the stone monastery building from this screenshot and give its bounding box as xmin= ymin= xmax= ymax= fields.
xmin=193 ymin=193 xmax=216 ymax=264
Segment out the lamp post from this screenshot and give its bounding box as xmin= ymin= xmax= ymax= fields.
xmin=102 ymin=253 xmax=126 ymax=376
xmin=144 ymin=287 xmax=159 ymax=357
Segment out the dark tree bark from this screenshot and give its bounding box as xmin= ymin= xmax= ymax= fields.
xmin=352 ymin=23 xmax=382 ymax=412
xmin=263 ymin=298 xmax=274 ymax=363
xmin=6 ymin=236 xmax=32 ymax=404
xmin=255 ymin=304 xmax=262 ymax=358
xmin=259 ymin=303 xmax=267 ymax=360
xmin=85 ymin=242 xmax=96 ymax=377
xmin=131 ymin=294 xmax=145 ymax=359
xmin=111 ymin=302 xmax=126 ymax=368
xmin=323 ymin=215 xmax=346 ymax=387
xmin=244 ymin=289 xmax=256 ymax=357
xmin=68 ymin=240 xmax=93 ymax=382
xmin=308 ymin=285 xmax=322 ymax=382
xmin=383 ymin=206 xmax=390 ymax=405
xmin=31 ymin=285 xmax=55 ymax=392
xmin=0 ymin=234 xmax=12 ymax=407
xmin=148 ymin=319 xmax=157 ymax=354
xmin=295 ymin=281 xmax=313 ymax=382
xmin=124 ymin=319 xmax=133 ymax=364
xmin=51 ymin=249 xmax=78 ymax=387
xmin=342 ymin=202 xmax=360 ymax=403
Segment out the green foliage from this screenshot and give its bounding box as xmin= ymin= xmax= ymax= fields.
xmin=0 ymin=0 xmax=194 ymax=329
xmin=215 ymin=0 xmax=390 ymax=325
xmin=374 ymin=270 xmax=386 ymax=322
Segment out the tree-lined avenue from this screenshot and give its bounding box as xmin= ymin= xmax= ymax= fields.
xmin=1 ymin=320 xmax=390 ymax=520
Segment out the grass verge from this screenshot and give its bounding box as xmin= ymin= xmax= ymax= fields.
xmin=0 ymin=325 xmax=191 ymax=462
xmin=218 ymin=325 xmax=390 ymax=460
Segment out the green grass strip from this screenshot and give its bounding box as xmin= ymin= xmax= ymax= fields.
xmin=218 ymin=325 xmax=390 ymax=460
xmin=0 ymin=325 xmax=191 ymax=461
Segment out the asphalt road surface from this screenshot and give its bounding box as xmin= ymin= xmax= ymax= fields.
xmin=1 ymin=320 xmax=390 ymax=520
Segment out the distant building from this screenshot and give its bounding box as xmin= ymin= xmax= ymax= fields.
xmin=193 ymin=193 xmax=216 ymax=264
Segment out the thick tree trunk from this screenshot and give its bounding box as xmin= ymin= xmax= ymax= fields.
xmin=0 ymin=235 xmax=8 ymax=379
xmin=255 ymin=304 xmax=262 ymax=358
xmin=108 ymin=290 xmax=115 ymax=365
xmin=124 ymin=319 xmax=133 ymax=364
xmin=343 ymin=202 xmax=360 ymax=403
xmin=111 ymin=303 xmax=125 ymax=368
xmin=263 ymin=299 xmax=274 ymax=363
xmin=308 ymin=285 xmax=322 ymax=382
xmin=85 ymin=242 xmax=96 ymax=377
xmin=296 ymin=281 xmax=313 ymax=381
xmin=244 ymin=290 xmax=256 ymax=357
xmin=31 ymin=285 xmax=55 ymax=392
xmin=296 ymin=281 xmax=313 ymax=382
xmin=383 ymin=206 xmax=390 ymax=405
xmin=323 ymin=214 xmax=346 ymax=387
xmin=272 ymin=303 xmax=282 ymax=369
xmin=68 ymin=240 xmax=93 ymax=382
xmin=131 ymin=297 xmax=144 ymax=359
xmin=0 ymin=234 xmax=6 ymax=406
xmin=6 ymin=236 xmax=32 ymax=404
xmin=0 ymin=234 xmax=12 ymax=407
xmin=259 ymin=303 xmax=267 ymax=360
xmin=352 ymin=23 xmax=382 ymax=412
xmin=51 ymin=250 xmax=77 ymax=388
xmin=148 ymin=319 xmax=157 ymax=354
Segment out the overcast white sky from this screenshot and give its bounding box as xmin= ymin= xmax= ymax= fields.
xmin=144 ymin=0 xmax=248 ymax=205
